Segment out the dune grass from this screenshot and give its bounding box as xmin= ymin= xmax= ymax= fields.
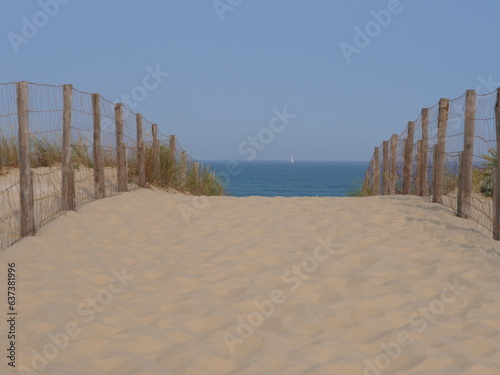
xmin=0 ymin=135 xmax=224 ymax=196
xmin=0 ymin=137 xmax=18 ymax=174
xmin=143 ymin=144 xmax=181 ymax=189
xmin=348 ymin=178 xmax=372 ymax=197
xmin=31 ymin=138 xmax=63 ymax=167
xmin=361 ymin=148 xmax=498 ymax=199
xmin=185 ymin=165 xmax=225 ymax=196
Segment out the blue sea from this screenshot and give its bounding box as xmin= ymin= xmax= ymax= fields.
xmin=201 ymin=161 xmax=369 ymax=197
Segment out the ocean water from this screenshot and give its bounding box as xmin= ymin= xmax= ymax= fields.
xmin=202 ymin=160 xmax=369 ymax=197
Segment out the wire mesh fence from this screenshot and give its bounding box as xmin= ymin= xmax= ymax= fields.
xmin=0 ymin=81 xmax=220 ymax=251
xmin=366 ymin=88 xmax=500 ymax=239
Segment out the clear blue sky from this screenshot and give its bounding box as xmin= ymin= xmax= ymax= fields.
xmin=2 ymin=0 xmax=499 ymax=161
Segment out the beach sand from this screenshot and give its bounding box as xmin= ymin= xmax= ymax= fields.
xmin=0 ymin=166 xmax=123 ymax=249
xmin=1 ymin=189 xmax=500 ymax=374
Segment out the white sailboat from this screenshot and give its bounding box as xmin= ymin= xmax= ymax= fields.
xmin=290 ymin=156 xmax=295 ymax=163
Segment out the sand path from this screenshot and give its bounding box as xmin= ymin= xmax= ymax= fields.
xmin=1 ymin=189 xmax=500 ymax=374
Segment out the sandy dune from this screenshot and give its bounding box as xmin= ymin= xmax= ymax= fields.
xmin=0 ymin=166 xmax=124 ymax=249
xmin=1 ymin=189 xmax=500 ymax=374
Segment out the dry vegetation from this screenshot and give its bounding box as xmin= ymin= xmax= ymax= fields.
xmin=0 ymin=136 xmax=225 ymax=196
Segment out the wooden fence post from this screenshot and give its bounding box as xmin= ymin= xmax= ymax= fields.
xmin=169 ymin=134 xmax=177 ymax=161
xmin=432 ymin=144 xmax=438 ymax=197
xmin=402 ymin=138 xmax=408 ymax=192
xmin=115 ymin=103 xmax=128 ymax=192
xmin=457 ymin=152 xmax=464 ymax=216
xmin=17 ymin=81 xmax=35 ymax=237
xmin=92 ymin=93 xmax=105 ymax=199
xmin=62 ymin=84 xmax=75 ymax=211
xmin=373 ymin=147 xmax=381 ymax=196
xmin=493 ymin=89 xmax=500 ymax=239
xmin=458 ymin=90 xmax=476 ymax=218
xmin=421 ymin=108 xmax=429 ymax=196
xmin=403 ymin=122 xmax=415 ymax=195
xmin=136 ymin=113 xmax=146 ymax=188
xmin=152 ymin=124 xmax=160 ymax=182
xmin=433 ymin=98 xmax=449 ymax=204
xmin=369 ymin=158 xmax=374 ymax=193
xmin=180 ymin=150 xmax=187 ymax=186
xmin=390 ymin=134 xmax=397 ymax=194
xmin=382 ymin=140 xmax=390 ymax=195
xmin=416 ymin=140 xmax=422 ymax=196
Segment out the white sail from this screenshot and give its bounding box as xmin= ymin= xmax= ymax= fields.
xmin=290 ymin=156 xmax=294 ymax=163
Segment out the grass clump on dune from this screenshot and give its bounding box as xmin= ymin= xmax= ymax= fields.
xmin=348 ymin=179 xmax=372 ymax=197
xmin=0 ymin=135 xmax=225 ymax=196
xmin=185 ymin=165 xmax=225 ymax=196
xmin=31 ymin=138 xmax=62 ymax=167
xmin=472 ymin=148 xmax=497 ymax=198
xmin=0 ymin=136 xmax=18 ymax=175
xmin=143 ymin=144 xmax=180 ymax=189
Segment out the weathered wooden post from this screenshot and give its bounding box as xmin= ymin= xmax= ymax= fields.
xmin=369 ymin=158 xmax=374 ymax=194
xmin=493 ymin=89 xmax=500 ymax=239
xmin=382 ymin=140 xmax=390 ymax=195
xmin=403 ymin=122 xmax=415 ymax=195
xmin=402 ymin=138 xmax=408 ymax=192
xmin=457 ymin=152 xmax=464 ymax=216
xmin=17 ymin=81 xmax=35 ymax=237
xmin=416 ymin=140 xmax=422 ymax=196
xmin=432 ymin=144 xmax=438 ymax=197
xmin=169 ymin=134 xmax=177 ymax=161
xmin=136 ymin=113 xmax=146 ymax=188
xmin=433 ymin=98 xmax=450 ymax=204
xmin=421 ymin=108 xmax=429 ymax=196
xmin=180 ymin=150 xmax=187 ymax=186
xmin=115 ymin=103 xmax=128 ymax=192
xmin=151 ymin=123 xmax=160 ymax=183
xmin=458 ymin=90 xmax=476 ymax=218
xmin=92 ymin=93 xmax=105 ymax=199
xmin=390 ymin=134 xmax=397 ymax=194
xmin=62 ymin=84 xmax=75 ymax=211
xmin=373 ymin=147 xmax=381 ymax=196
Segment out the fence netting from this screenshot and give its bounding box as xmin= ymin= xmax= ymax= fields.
xmin=0 ymin=83 xmax=20 ymax=248
xmin=0 ymin=82 xmax=206 ymax=251
xmin=367 ymin=89 xmax=499 ymax=238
